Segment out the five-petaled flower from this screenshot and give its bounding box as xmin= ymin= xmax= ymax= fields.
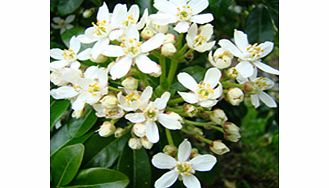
xmin=51 ymin=15 xmax=75 ymax=34
xmin=152 ymin=139 xmax=217 ymax=188
xmin=219 ymin=29 xmax=279 ymax=78
xmin=186 ymin=23 xmax=215 ymax=52
xmin=178 ymin=68 xmax=223 ymax=108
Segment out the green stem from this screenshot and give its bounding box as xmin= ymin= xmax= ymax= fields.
xmin=109 ymin=86 xmax=121 ymax=92
xmin=168 ymin=97 xmax=185 ymax=105
xmin=183 ymin=119 xmax=224 ymax=133
xmin=167 ymin=59 xmax=178 ymax=87
xmin=181 ymin=129 xmax=212 ymax=144
xmin=184 ymin=48 xmax=194 ymax=57
xmin=222 ymin=81 xmax=244 ymax=89
xmin=176 ymin=33 xmax=184 ymax=49
xmin=165 ymin=129 xmax=175 ymax=146
xmin=159 ymin=56 xmax=166 ymax=84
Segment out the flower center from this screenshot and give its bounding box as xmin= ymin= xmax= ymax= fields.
xmin=125 ymin=92 xmax=140 ymax=104
xmin=92 ymin=20 xmax=108 ymax=36
xmin=176 ymin=162 xmax=194 ymax=176
xmin=123 ymin=15 xmax=137 ymax=26
xmin=246 ymin=43 xmax=264 ymax=59
xmin=88 ymin=82 xmax=101 ymax=96
xmin=254 ymin=77 xmax=271 ymax=91
xmin=122 ymin=38 xmax=142 ymax=57
xmin=63 ymin=49 xmax=76 ymax=61
xmin=193 ymin=35 xmax=207 ymax=46
xmin=196 ymin=82 xmax=214 ymax=99
xmin=177 ymin=6 xmax=192 ymax=21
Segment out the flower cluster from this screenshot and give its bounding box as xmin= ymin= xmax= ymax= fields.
xmin=50 ymin=1 xmax=278 ymax=187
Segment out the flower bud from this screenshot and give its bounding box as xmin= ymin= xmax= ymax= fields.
xmin=164 ymin=33 xmax=176 ymax=44
xmin=225 ymin=67 xmax=238 ymax=79
xmin=91 ymin=54 xmax=108 ymax=63
xmin=141 ymin=137 xmax=153 ymax=149
xmin=98 ymin=121 xmax=116 ymax=137
xmin=100 ymin=94 xmax=118 ymax=109
xmin=82 ymin=8 xmax=94 ymax=18
xmin=163 ymin=145 xmax=177 ymax=157
xmin=210 ymin=140 xmax=230 ymax=155
xmin=132 ymin=123 xmax=146 ymax=138
xmin=72 ymin=108 xmax=84 ymax=118
xmin=122 ymin=77 xmax=138 ymax=90
xmin=141 ymin=28 xmax=155 ymax=40
xmin=210 ymin=109 xmax=227 ymax=125
xmin=161 ymin=43 xmax=177 ymax=57
xmin=208 ymin=48 xmax=233 ymax=69
xmin=150 ymin=66 xmax=162 ymax=77
xmin=128 ymin=138 xmax=142 ymax=150
xmin=183 ymin=104 xmax=198 ymax=117
xmin=223 ymin=122 xmax=241 ymax=142
xmin=226 ymin=88 xmax=244 ymax=106
xmin=114 ymin=127 xmax=124 ymax=138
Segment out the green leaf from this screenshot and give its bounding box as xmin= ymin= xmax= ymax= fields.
xmin=57 ymin=0 xmax=83 ymax=16
xmin=61 ymin=27 xmax=85 ymax=48
xmin=245 ymin=6 xmax=275 ymax=43
xmin=68 ymin=107 xmax=97 ymax=138
xmin=85 ymin=134 xmax=130 ymax=168
xmin=117 ymin=146 xmax=152 ymax=188
xmin=51 ymin=107 xmax=97 ymax=156
xmin=137 ymin=0 xmax=155 ymax=13
xmin=50 ymin=99 xmax=70 ymax=129
xmin=51 ymin=144 xmax=85 ymax=187
xmin=263 ymin=0 xmax=279 ymax=29
xmin=63 ymin=168 xmax=129 ymax=188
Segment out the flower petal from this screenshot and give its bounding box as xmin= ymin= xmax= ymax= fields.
xmin=149 ymin=13 xmax=177 ymax=25
xmin=146 ymin=121 xmax=159 ymax=143
xmin=235 ymin=61 xmax=254 ymax=78
xmin=218 ymin=39 xmax=243 ymax=58
xmin=69 ymin=36 xmax=80 ymax=53
xmin=259 ymin=92 xmax=277 ymax=108
xmin=198 ymin=99 xmax=218 ymax=108
xmin=135 ymin=55 xmax=161 ymax=74
xmin=154 ymin=92 xmax=171 ymax=110
xmin=259 ymin=41 xmax=274 ymax=58
xmin=50 ymin=86 xmax=78 ymax=99
xmin=190 ymin=13 xmax=214 ymax=24
xmin=190 ymin=154 xmax=217 ymax=171
xmin=109 ymin=56 xmax=133 ymax=80
xmin=194 ymin=41 xmax=215 ymax=52
xmin=128 ymin=4 xmax=140 ymax=20
xmin=182 ymin=175 xmax=201 ymax=188
xmin=204 ymin=68 xmax=221 ymax=88
xmin=140 ymin=86 xmax=153 ymax=107
xmin=174 ymin=21 xmax=190 ymax=33
xmin=254 ymin=61 xmax=279 ymax=75
xmin=152 ymin=153 xmax=177 ymax=169
xmin=91 ymin=39 xmax=109 ymax=60
xmin=188 ymin=0 xmax=209 ymax=15
xmin=154 ymin=170 xmax=179 ymax=188
xmin=125 ymin=113 xmax=146 ymax=123
xmin=250 ymin=94 xmax=260 ymax=108
xmin=50 ymin=48 xmax=63 ymax=60
xmin=210 ymin=86 xmax=222 ymax=99
xmin=178 ymin=139 xmax=192 ymax=162
xmin=102 ymin=45 xmax=125 ymax=57
xmin=77 ymin=48 xmax=92 ymax=61
xmin=154 ymin=0 xmax=177 ymax=15
xmin=111 ymin=4 xmax=128 ymax=27
xmin=234 ymin=29 xmax=249 ymax=52
xmin=109 ymin=29 xmax=124 ymax=41
xmin=72 ymin=95 xmax=86 ymax=111
xmin=97 ymin=2 xmax=110 ymax=22
xmin=140 ymin=33 xmax=165 ymax=53
xmin=177 ymin=72 xmax=198 ymax=92
xmin=65 ymin=15 xmax=75 ymax=23
xmin=158 ymin=113 xmax=182 ymax=130
xmin=178 ymin=92 xmax=198 ymax=104
xmin=50 ymin=60 xmax=69 ymax=70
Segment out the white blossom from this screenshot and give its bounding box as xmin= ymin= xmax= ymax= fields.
xmin=51 ymin=15 xmax=75 ymax=34
xmin=186 ymin=23 xmax=215 ymax=52
xmin=152 ymin=139 xmax=217 ymax=188
xmin=208 ymin=48 xmax=234 ymax=69
xmin=177 ymin=68 xmax=222 ymax=108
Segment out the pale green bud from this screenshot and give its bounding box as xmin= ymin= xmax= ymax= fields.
xmin=226 ymin=88 xmax=244 ymax=106
xmin=98 ymin=121 xmax=116 ymax=137
xmin=128 ymin=138 xmax=142 ymax=150
xmin=122 ymin=77 xmax=138 ymax=90
xmin=210 ymin=109 xmax=227 ymax=125
xmin=210 ymin=140 xmax=230 ymax=155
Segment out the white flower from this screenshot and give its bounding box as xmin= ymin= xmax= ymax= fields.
xmin=50 ymin=67 xmax=82 ymax=86
xmin=125 ymin=87 xmax=182 ymax=143
xmin=210 ymin=140 xmax=230 ymax=155
xmin=128 ymin=137 xmax=143 ymax=150
xmin=186 ymin=23 xmax=215 ymax=52
xmin=150 ymin=0 xmax=214 ymax=33
xmin=51 ymin=15 xmax=75 ymax=34
xmin=208 ymin=48 xmax=234 ymax=69
xmin=117 ymin=87 xmax=152 ymax=112
xmin=218 ymin=29 xmax=279 ymax=78
xmin=50 ymin=37 xmax=87 ymax=70
xmin=93 ymin=94 xmax=124 ymax=119
xmin=132 ymin=123 xmax=147 ymax=137
xmin=141 ymin=137 xmax=154 ymax=149
xmin=50 ymin=66 xmax=108 ymax=113
xmin=161 ymin=43 xmax=177 ymax=56
xmin=226 ymin=87 xmax=244 ymax=106
xmin=177 ymin=68 xmax=222 ymax=108
xmin=141 ymin=12 xmax=169 ymax=39
xmin=238 ymin=70 xmax=277 ymax=108
xmin=103 ymin=26 xmax=165 ymax=79
xmin=121 ymin=77 xmax=139 ymax=90
xmin=97 ymin=121 xmax=116 ymax=137
xmin=152 ymin=139 xmax=217 ymax=188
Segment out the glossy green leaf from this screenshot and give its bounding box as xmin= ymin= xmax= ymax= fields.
xmin=58 ymin=0 xmax=83 ymax=16
xmin=117 ymin=146 xmax=152 ymax=188
xmin=63 ymin=168 xmax=129 ymax=188
xmin=51 ymin=144 xmax=85 ymax=187
xmin=61 ymin=27 xmax=85 ymax=48
xmin=50 ymin=99 xmax=70 ymax=129
xmin=85 ymin=134 xmax=130 ymax=168
xmin=51 ymin=107 xmax=97 ymax=156
xmin=263 ymin=0 xmax=279 ymax=29
xmin=245 ymin=6 xmax=275 ymax=43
